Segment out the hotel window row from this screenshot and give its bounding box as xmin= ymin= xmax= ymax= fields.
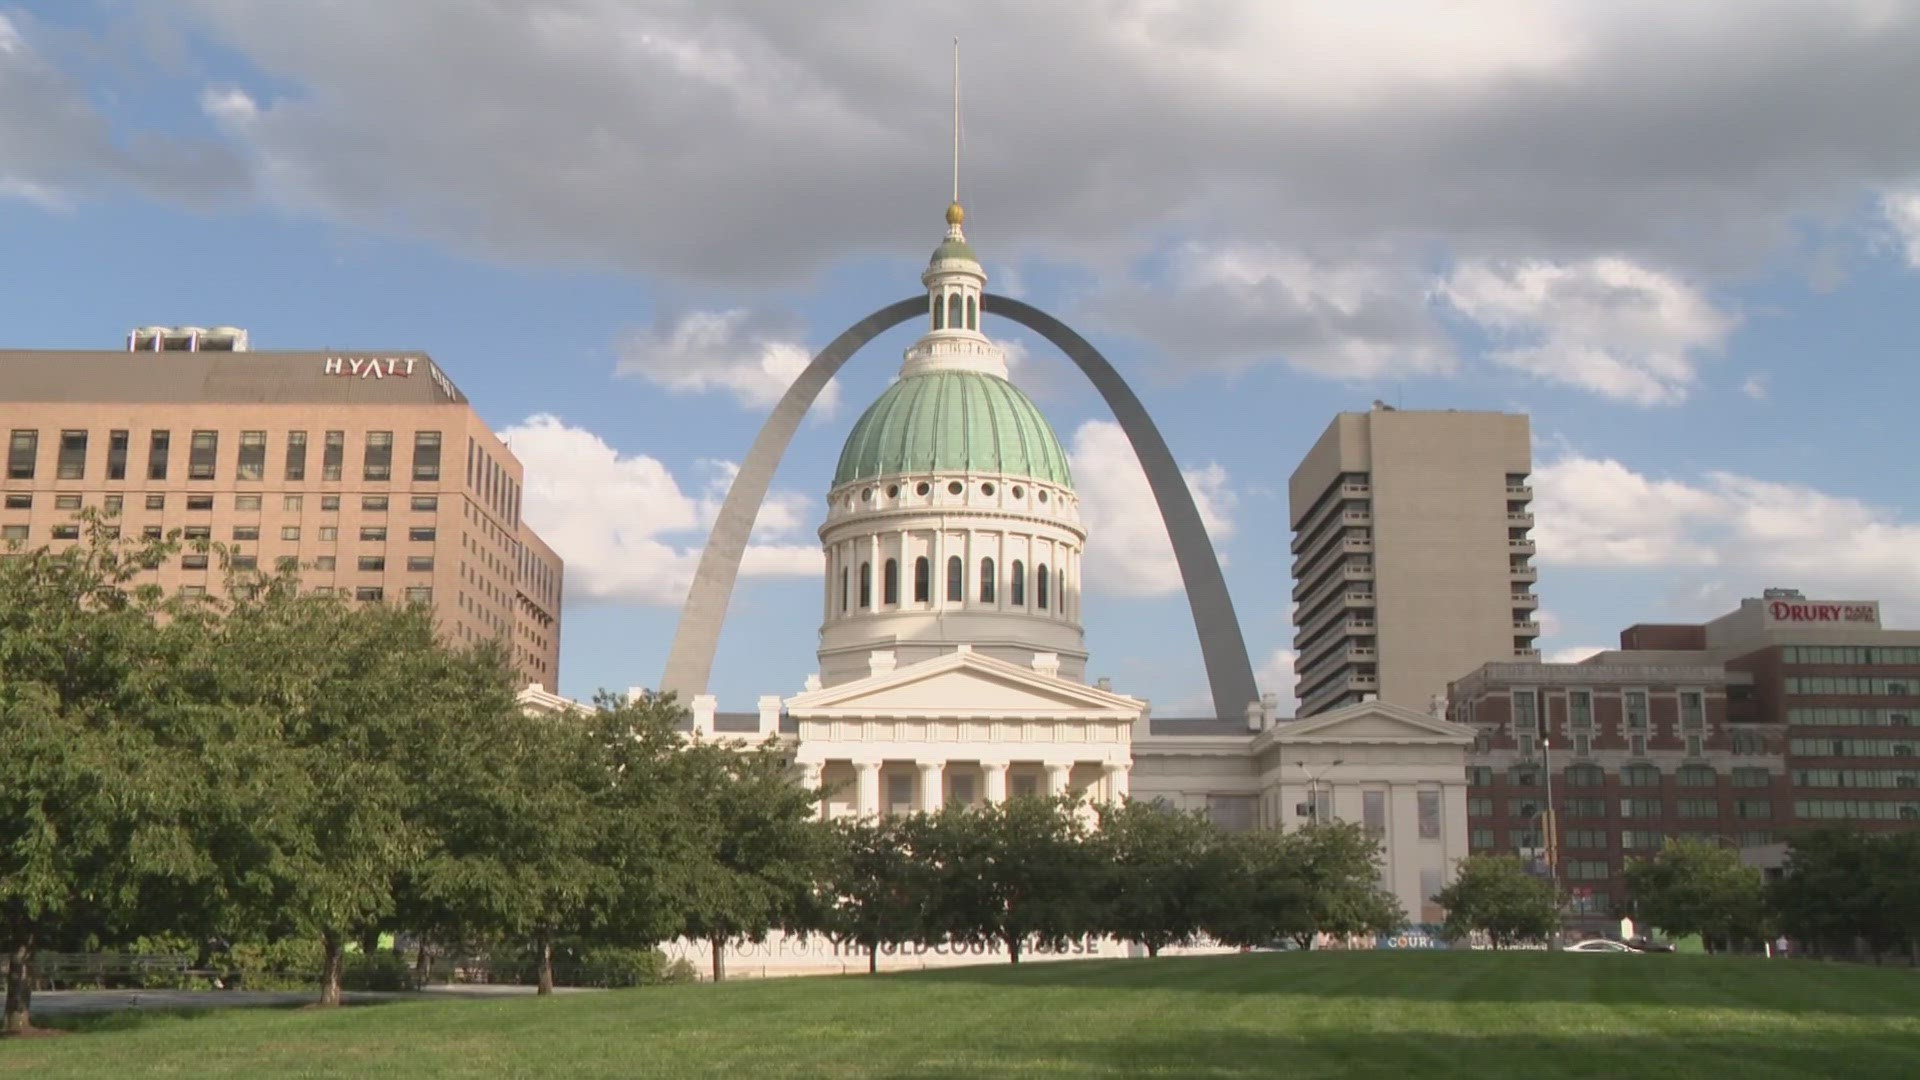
xmin=5 ymin=427 xmax=444 ymax=484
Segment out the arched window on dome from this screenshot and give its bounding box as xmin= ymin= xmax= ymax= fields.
xmin=1010 ymin=560 xmax=1025 ymax=606
xmin=947 ymin=556 xmax=964 ymax=602
xmin=931 ymin=293 xmax=942 ymax=330
xmin=979 ymin=557 xmax=996 ymax=603
xmin=859 ymin=562 xmax=872 ymax=609
xmin=1060 ymin=569 xmax=1069 ymax=616
xmin=883 ymin=558 xmax=900 ymax=606
xmin=947 ymin=293 xmax=962 ymax=329
xmin=913 ymin=556 xmax=930 ymax=603
xmin=840 ymin=566 xmax=849 ymax=613
xmin=965 ymin=295 xmax=977 ymax=330
xmin=1037 ymin=565 xmax=1050 ymax=611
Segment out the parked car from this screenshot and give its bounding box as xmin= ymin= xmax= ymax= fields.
xmin=1625 ymin=937 xmax=1676 ymax=953
xmin=1563 ymin=939 xmax=1638 ymax=953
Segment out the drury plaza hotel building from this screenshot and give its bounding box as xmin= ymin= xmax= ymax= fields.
xmin=0 ymin=327 xmax=563 ymax=691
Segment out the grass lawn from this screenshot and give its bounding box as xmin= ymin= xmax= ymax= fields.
xmin=6 ymin=952 xmax=1920 ymax=1079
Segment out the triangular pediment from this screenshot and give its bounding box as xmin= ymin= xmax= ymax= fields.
xmin=787 ymin=649 xmax=1144 ymax=719
xmin=1270 ymin=701 xmax=1473 ymax=746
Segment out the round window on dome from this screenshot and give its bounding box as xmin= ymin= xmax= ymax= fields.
xmin=982 ymin=483 xmax=996 ymax=496
xmin=1038 ymin=490 xmax=1050 ymax=503
xmin=887 ymin=484 xmax=899 ymax=498
xmin=1011 ymin=485 xmax=1024 ymax=499
xmin=861 ymin=488 xmax=872 ymax=502
xmin=948 ymin=481 xmax=963 ymax=495
xmin=917 ymin=482 xmax=931 ymax=496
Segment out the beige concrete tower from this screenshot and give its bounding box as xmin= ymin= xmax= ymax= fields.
xmin=1289 ymin=404 xmax=1535 ymax=716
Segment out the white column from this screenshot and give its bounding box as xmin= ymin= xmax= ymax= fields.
xmin=1102 ymin=763 xmax=1130 ymax=803
xmin=854 ymin=761 xmax=881 ymax=818
xmin=983 ymin=761 xmax=1009 ymax=804
xmin=918 ymin=760 xmax=944 ymax=814
xmin=1046 ymin=762 xmax=1071 ymax=797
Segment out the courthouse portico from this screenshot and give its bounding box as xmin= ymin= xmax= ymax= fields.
xmin=785 ymin=645 xmax=1140 ymax=818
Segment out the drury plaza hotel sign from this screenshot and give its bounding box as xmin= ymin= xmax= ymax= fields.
xmin=1764 ymin=600 xmax=1880 ymax=626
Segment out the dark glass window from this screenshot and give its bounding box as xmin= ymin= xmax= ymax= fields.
xmin=979 ymin=557 xmax=996 ymax=603
xmin=914 ymin=557 xmax=930 ymax=603
xmin=1037 ymin=565 xmax=1050 ymax=610
xmin=106 ymin=430 xmax=128 ymax=481
xmin=1010 ymin=560 xmax=1026 ymax=606
xmin=188 ymin=430 xmax=218 ymax=480
xmin=237 ymin=430 xmax=266 ymax=480
xmin=840 ymin=567 xmax=849 ymax=612
xmin=8 ymin=430 xmax=38 ymax=480
xmin=55 ymin=430 xmax=87 ymax=479
xmin=364 ymin=432 xmax=393 ymax=481
xmin=947 ymin=556 xmax=963 ymax=602
xmin=883 ymin=558 xmax=899 ymax=605
xmin=147 ymin=430 xmax=170 ymax=480
xmin=859 ymin=562 xmax=872 ymax=608
xmin=322 ymin=431 xmax=345 ymax=481
xmin=412 ymin=431 xmax=442 ymax=481
xmin=409 ymin=527 xmax=436 ymax=542
xmin=285 ymin=431 xmax=308 ymax=480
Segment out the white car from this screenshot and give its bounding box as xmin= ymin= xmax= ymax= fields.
xmin=1563 ymin=939 xmax=1638 ymax=953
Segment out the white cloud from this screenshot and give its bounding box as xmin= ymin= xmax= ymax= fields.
xmin=615 ymin=309 xmax=838 ymax=414
xmin=1740 ymin=374 xmax=1769 ymax=400
xmin=1534 ymin=453 xmax=1920 ymax=621
xmin=1256 ymin=648 xmax=1299 ymax=716
xmin=503 ymin=414 xmax=818 ymax=605
xmin=1440 ymin=257 xmax=1733 ymax=405
xmin=1068 ymin=419 xmax=1233 ymax=598
xmin=199 ymin=86 xmax=260 ymax=128
xmin=1103 ymin=244 xmax=1457 ymax=378
xmin=1547 ymin=645 xmax=1607 ymax=664
xmin=1884 ymin=186 xmax=1920 ymax=267
xmin=160 ymin=2 xmax=1920 ymax=283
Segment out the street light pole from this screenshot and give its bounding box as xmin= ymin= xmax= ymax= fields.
xmin=1296 ymin=759 xmax=1344 ymax=825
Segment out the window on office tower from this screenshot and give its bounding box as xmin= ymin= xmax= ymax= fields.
xmin=187 ymin=431 xmax=218 ymax=480
xmin=363 ymin=432 xmax=394 ymax=481
xmin=8 ymin=430 xmax=38 ymax=480
xmin=412 ymin=431 xmax=442 ymax=481
xmin=237 ymin=431 xmax=266 ymax=480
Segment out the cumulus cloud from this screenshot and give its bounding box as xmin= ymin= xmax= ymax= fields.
xmin=1534 ymin=453 xmax=1920 ymax=620
xmin=1440 ymin=258 xmax=1733 ymax=405
xmin=503 ymin=414 xmax=818 ymax=605
xmin=0 ymin=12 xmax=244 ymax=206
xmin=615 ymin=309 xmax=838 ymax=414
xmin=1257 ymin=648 xmax=1300 ymax=716
xmin=1547 ymin=645 xmax=1608 ymax=664
xmin=1884 ymin=186 xmax=1920 ymax=267
xmin=149 ymin=1 xmax=1920 ymax=282
xmin=1102 ymin=245 xmax=1457 ymax=378
xmin=1068 ymin=419 xmax=1234 ymax=598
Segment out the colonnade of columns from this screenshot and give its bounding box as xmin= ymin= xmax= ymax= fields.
xmin=799 ymin=758 xmax=1131 ymax=818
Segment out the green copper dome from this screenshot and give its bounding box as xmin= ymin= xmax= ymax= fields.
xmin=834 ymin=370 xmax=1073 ymax=489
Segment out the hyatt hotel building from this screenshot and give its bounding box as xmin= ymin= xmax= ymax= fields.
xmin=0 ymin=327 xmax=563 ymax=691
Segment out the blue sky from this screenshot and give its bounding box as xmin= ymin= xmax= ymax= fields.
xmin=5 ymin=2 xmax=1920 ymax=714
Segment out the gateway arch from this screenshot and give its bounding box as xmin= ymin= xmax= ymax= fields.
xmin=661 ymin=293 xmax=1261 ymax=722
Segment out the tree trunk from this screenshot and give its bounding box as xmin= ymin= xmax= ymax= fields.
xmin=710 ymin=937 xmax=726 ymax=982
xmin=358 ymin=929 xmax=382 ymax=957
xmin=867 ymin=942 xmax=878 ymax=975
xmin=535 ymin=932 xmax=555 ymax=996
xmin=414 ymin=941 xmax=431 ymax=980
xmin=1147 ymin=942 xmax=1160 ymax=958
xmin=318 ymin=929 xmax=345 ymax=1007
xmin=3 ymin=929 xmax=32 ymax=1037
xmin=1006 ymin=933 xmax=1022 ymax=965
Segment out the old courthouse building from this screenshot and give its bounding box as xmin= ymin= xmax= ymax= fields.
xmin=1452 ymin=588 xmax=1920 ymax=932
xmin=0 ymin=327 xmax=563 ymax=690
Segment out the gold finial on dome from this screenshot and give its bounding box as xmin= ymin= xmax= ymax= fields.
xmin=946 ymin=201 xmax=965 ymax=227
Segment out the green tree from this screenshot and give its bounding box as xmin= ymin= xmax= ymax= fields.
xmin=201 ymin=584 xmax=465 ymax=1005
xmin=916 ymin=796 xmax=1095 ymax=964
xmin=404 ymin=646 xmax=613 ymax=994
xmin=1625 ymin=837 xmax=1768 ymax=952
xmin=1287 ymin=823 xmax=1406 ymax=947
xmin=672 ymin=739 xmax=824 ymax=981
xmin=1198 ymin=827 xmax=1309 ymax=949
xmin=1433 ymin=854 xmax=1560 ymax=949
xmin=589 ymin=692 xmax=707 ymax=957
xmin=1770 ymin=827 xmax=1920 ymax=961
xmin=1093 ymin=801 xmax=1223 ymax=956
xmin=814 ymin=815 xmax=923 ymax=973
xmin=0 ymin=514 xmax=196 ymax=1036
